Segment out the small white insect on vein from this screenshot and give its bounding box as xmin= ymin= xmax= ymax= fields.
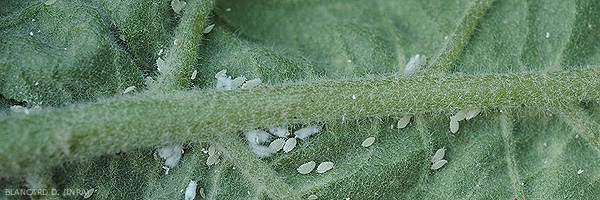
xmin=184 ymin=180 xmax=197 ymax=200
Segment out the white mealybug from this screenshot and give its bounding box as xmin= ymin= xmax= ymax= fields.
xmin=123 ymin=86 xmax=136 ymax=94
xmin=294 ymin=125 xmax=322 ymax=140
xmin=203 ymin=24 xmax=215 ymax=34
xmin=316 ymin=162 xmax=334 ymax=173
xmin=184 ymin=180 xmax=197 ymax=200
xmin=269 ymin=138 xmax=286 ymax=152
xmin=250 ymin=144 xmax=273 ymax=158
xmin=244 ymin=130 xmax=271 ymax=145
xmin=449 ymin=118 xmax=459 ymax=133
xmin=269 ymin=126 xmax=290 ymax=138
xmin=283 ymin=137 xmax=297 ymax=153
xmin=397 ymin=115 xmax=412 ymax=129
xmin=577 ymin=169 xmax=584 ymax=175
xmin=361 ymin=137 xmax=375 ymax=147
xmin=430 ymin=159 xmax=448 ymax=170
xmin=431 ymin=147 xmax=446 ymax=163
xmin=465 ymin=108 xmax=481 ymax=120
xmin=215 ymin=69 xmax=227 ymax=78
xmin=545 ymin=32 xmax=550 ymax=38
xmin=171 ymin=0 xmax=187 ymax=14
xmin=231 ymin=76 xmax=246 ymax=88
xmin=241 ymin=78 xmax=262 ymax=89
xmin=190 ymin=70 xmax=197 ymax=80
xmin=405 ymin=54 xmax=426 ymax=74
xmin=158 ymin=145 xmax=184 ymax=174
xmin=297 ymin=161 xmax=316 ymax=174
xmin=308 ymin=194 xmax=318 ymax=200
xmin=45 ymin=0 xmax=57 ymax=5
xmin=82 ymin=188 xmax=95 ymax=199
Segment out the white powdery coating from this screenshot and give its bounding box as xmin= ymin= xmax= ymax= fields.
xmin=307 ymin=194 xmax=318 ymax=200
xmin=203 ymin=24 xmax=215 ymax=34
xmin=465 ymin=108 xmax=481 ymax=120
xmin=405 ymin=54 xmax=426 ymax=74
xmin=158 ymin=145 xmax=183 ymax=169
xmin=397 ymin=115 xmax=412 ymax=129
xmin=241 ymin=78 xmax=262 ymax=89
xmin=449 ymin=119 xmax=459 ymax=133
xmin=283 ymin=138 xmax=297 ymax=153
xmin=431 ymin=159 xmax=448 ymax=170
xmin=294 ymin=125 xmax=322 ymax=140
xmin=269 ymin=126 xmax=290 ymax=138
xmin=297 ymin=161 xmax=316 ymax=174
xmin=250 ymin=144 xmax=273 ymax=158
xmin=45 ymin=0 xmax=57 ymax=5
xmin=316 ymin=162 xmax=334 ymax=173
xmin=123 ymin=86 xmax=136 ymax=94
xmin=245 ymin=130 xmax=271 ymax=145
xmin=269 ymin=138 xmax=286 ymax=152
xmin=232 ymin=76 xmax=246 ymax=88
xmin=184 ymin=180 xmax=197 ymax=200
xmin=361 ymin=137 xmax=375 ymax=147
xmin=431 ymin=147 xmax=446 ymax=163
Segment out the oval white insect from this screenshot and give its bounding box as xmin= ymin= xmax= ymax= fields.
xmin=451 ymin=110 xmax=467 ymax=122
xmin=45 ymin=0 xmax=57 ymax=5
xmin=397 ymin=115 xmax=412 ymax=129
xmin=430 ymin=159 xmax=448 ymax=170
xmin=449 ymin=119 xmax=459 ymax=133
xmin=190 ymin=70 xmax=198 ymax=80
xmin=156 ymin=57 xmax=166 ymax=72
xmin=297 ymin=161 xmax=316 ymax=174
xmin=241 ymin=78 xmax=261 ymax=89
xmin=244 ymin=130 xmax=271 ymax=145
xmin=431 ymin=147 xmax=446 ymax=163
xmin=294 ymin=125 xmax=322 ymax=140
xmin=361 ymin=137 xmax=375 ymax=147
xmin=206 ymin=154 xmax=219 ymax=166
xmin=215 ymin=69 xmax=227 ymax=78
xmin=123 ymin=86 xmax=136 ymax=94
xmin=465 ymin=108 xmax=481 ymax=120
xmin=203 ymin=24 xmax=215 ymax=34
xmin=184 ymin=180 xmax=197 ymax=200
xmin=208 ymin=145 xmax=216 ymax=156
xmin=171 ymin=0 xmax=187 ymax=14
xmin=269 ymin=138 xmax=286 ymax=152
xmin=269 ymin=126 xmax=290 ymax=138
xmin=316 ymin=162 xmax=334 ymax=173
xmin=283 ymin=137 xmax=297 ymax=153
xmin=307 ymin=194 xmax=318 ymax=200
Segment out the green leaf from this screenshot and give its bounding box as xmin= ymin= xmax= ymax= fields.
xmin=1 ymin=0 xmax=600 ymax=199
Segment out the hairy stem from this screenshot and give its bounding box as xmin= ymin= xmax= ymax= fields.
xmin=158 ymin=0 xmax=216 ymax=91
xmin=1 ymin=69 xmax=599 ymax=176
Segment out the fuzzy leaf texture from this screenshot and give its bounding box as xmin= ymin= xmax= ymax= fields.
xmin=1 ymin=0 xmax=600 ymax=199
